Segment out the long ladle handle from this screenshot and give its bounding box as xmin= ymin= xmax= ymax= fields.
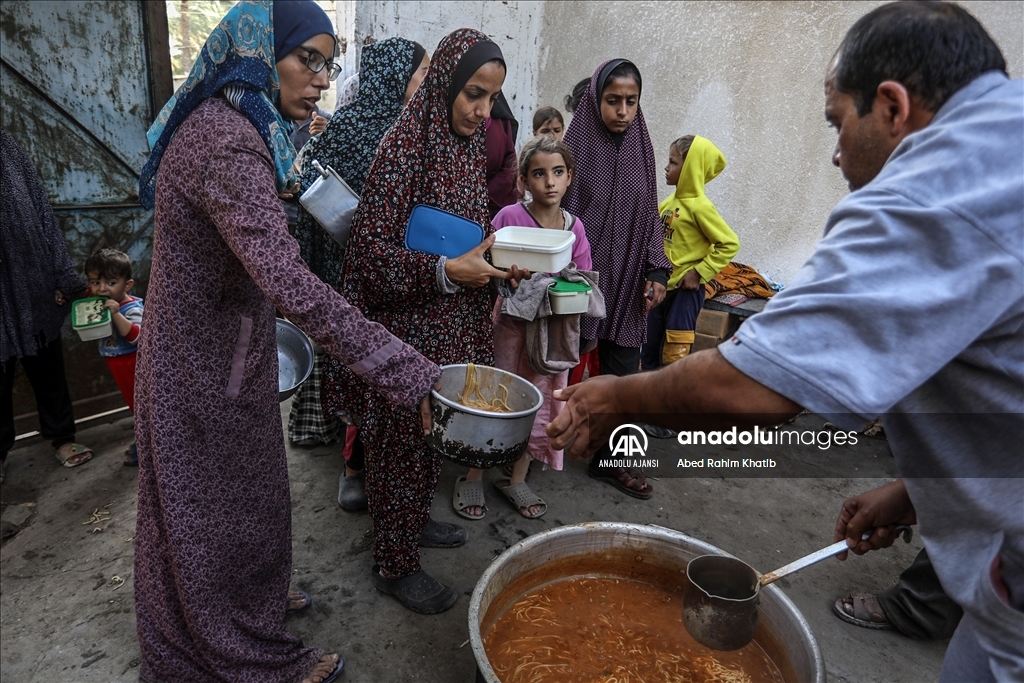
xmin=758 ymin=538 xmax=858 ymax=587
xmin=759 ymin=526 xmax=913 ymax=587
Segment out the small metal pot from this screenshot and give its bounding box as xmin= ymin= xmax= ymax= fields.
xmin=425 ymin=364 xmax=543 ymax=468
xmin=684 ymin=554 xmax=761 ymax=651
xmin=276 ymin=319 xmax=314 ymax=403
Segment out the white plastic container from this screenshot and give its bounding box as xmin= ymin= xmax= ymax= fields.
xmin=490 ymin=227 xmax=575 ymax=272
xmin=71 ymin=297 xmax=112 ymax=341
xmin=548 ymin=277 xmax=592 ymax=314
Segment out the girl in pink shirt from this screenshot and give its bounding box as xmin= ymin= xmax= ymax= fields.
xmin=454 ymin=136 xmax=592 ymax=520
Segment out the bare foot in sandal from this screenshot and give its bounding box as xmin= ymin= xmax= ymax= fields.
xmin=456 ymin=469 xmax=486 ymax=519
xmin=55 ymin=442 xmax=92 ymax=468
xmin=833 ymin=592 xmax=893 ymax=630
xmin=588 ymin=465 xmax=653 ymax=499
xmin=494 ymin=478 xmax=547 ymax=519
xmin=301 ymin=653 xmax=341 ymax=683
xmin=502 ymin=455 xmax=544 ymax=517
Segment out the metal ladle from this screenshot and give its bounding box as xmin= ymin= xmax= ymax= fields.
xmin=683 ymin=526 xmax=913 ymax=651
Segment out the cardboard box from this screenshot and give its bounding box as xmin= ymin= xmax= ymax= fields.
xmin=696 ymin=309 xmax=740 ymax=338
xmin=692 ymin=332 xmax=723 ymax=353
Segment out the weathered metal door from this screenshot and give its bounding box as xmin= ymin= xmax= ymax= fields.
xmin=1 ymin=0 xmax=171 ymax=434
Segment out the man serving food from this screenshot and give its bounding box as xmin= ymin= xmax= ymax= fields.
xmin=547 ymin=3 xmax=1023 ymax=680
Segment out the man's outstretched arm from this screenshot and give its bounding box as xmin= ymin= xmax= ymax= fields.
xmin=547 ymin=348 xmax=802 ymax=460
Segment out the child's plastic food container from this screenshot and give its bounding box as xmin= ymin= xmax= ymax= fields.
xmin=548 ymin=277 xmax=592 ymax=315
xmin=490 ymin=227 xmax=576 ymax=273
xmin=71 ymin=297 xmax=112 ymax=341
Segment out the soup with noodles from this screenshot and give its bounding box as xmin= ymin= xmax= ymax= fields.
xmin=484 ymin=576 xmax=784 ymax=683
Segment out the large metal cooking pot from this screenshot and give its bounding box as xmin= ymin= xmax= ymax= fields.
xmin=276 ymin=318 xmax=314 ymax=402
xmin=469 ymin=522 xmax=825 ymax=683
xmin=426 ymin=364 xmax=543 ymax=468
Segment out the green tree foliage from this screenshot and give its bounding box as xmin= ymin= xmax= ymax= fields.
xmin=166 ymin=1 xmax=236 ymax=80
xmin=165 ymin=1 xmax=339 ymax=104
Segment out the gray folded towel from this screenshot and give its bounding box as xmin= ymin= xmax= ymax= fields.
xmin=501 ymin=263 xmax=605 ymax=375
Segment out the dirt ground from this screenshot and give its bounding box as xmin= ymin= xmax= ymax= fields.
xmin=1 ymin=407 xmax=947 ymax=682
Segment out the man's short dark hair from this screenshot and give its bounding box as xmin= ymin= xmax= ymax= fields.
xmin=85 ymin=248 xmax=132 ymax=280
xmin=834 ymin=1 xmax=1006 ymax=116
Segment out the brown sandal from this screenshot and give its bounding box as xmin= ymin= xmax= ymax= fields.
xmin=833 ymin=592 xmax=894 ymax=630
xmin=587 ymin=466 xmax=653 ymax=500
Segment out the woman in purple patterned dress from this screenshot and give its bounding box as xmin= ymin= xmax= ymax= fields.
xmin=133 ymin=2 xmax=439 ymax=681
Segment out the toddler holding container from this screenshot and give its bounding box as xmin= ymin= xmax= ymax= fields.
xmin=85 ymin=248 xmax=143 ymax=465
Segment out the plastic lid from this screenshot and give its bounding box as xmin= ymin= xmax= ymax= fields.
xmin=549 ymin=277 xmax=592 ymax=293
xmin=71 ymin=297 xmax=111 ymax=328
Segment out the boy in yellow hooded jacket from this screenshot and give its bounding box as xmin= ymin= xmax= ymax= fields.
xmin=641 ymin=135 xmax=740 ymax=368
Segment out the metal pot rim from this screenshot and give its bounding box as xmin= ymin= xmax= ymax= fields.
xmin=432 ymin=364 xmax=543 ymax=419
xmin=277 ymin=319 xmax=314 ymax=402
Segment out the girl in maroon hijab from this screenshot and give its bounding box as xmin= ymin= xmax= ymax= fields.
xmin=561 ymin=59 xmax=672 ymax=499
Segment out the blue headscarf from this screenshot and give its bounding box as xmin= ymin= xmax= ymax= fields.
xmin=139 ymin=0 xmax=333 ymax=209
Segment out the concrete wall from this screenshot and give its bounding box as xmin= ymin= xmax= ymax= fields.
xmin=536 ymin=1 xmax=1024 ymax=283
xmin=338 ymin=0 xmax=1022 ymax=283
xmin=343 ymin=0 xmax=544 ymax=137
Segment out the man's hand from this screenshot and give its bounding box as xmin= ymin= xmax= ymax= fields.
xmin=54 ymin=290 xmax=67 ymax=305
xmin=834 ymin=480 xmax=916 ymax=559
xmin=548 ymin=349 xmax=801 ymax=461
xmin=680 ymin=269 xmax=701 ymax=291
xmin=546 ymin=376 xmax=623 ymax=459
xmin=644 ymin=280 xmax=666 ymax=312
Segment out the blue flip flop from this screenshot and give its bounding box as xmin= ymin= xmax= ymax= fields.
xmin=286 ymin=590 xmax=312 ymax=614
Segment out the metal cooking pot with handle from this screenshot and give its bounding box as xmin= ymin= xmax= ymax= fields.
xmin=470 ymin=522 xmax=825 ymax=683
xmin=426 ymin=364 xmax=543 ymax=468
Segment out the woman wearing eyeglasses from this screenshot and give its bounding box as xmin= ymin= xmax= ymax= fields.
xmin=133 ymin=2 xmax=439 ymax=682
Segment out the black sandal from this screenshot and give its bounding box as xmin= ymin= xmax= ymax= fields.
xmin=371 ymin=566 xmax=458 ymax=614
